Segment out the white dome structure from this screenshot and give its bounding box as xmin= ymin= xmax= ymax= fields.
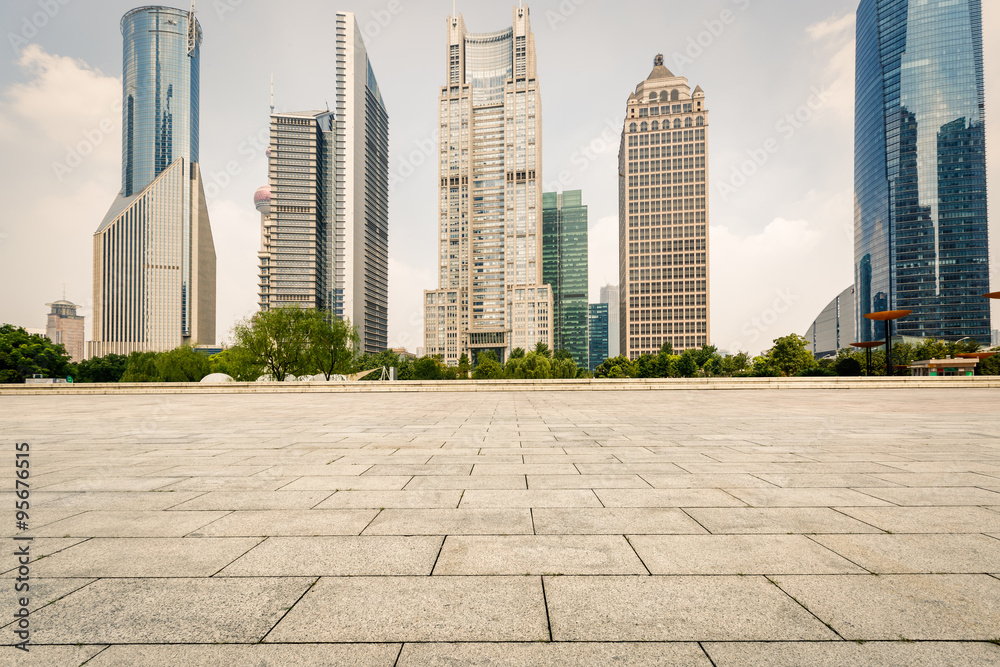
xmin=200 ymin=373 xmax=235 ymax=384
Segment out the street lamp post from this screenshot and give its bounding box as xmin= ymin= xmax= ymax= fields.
xmin=864 ymin=310 xmax=912 ymax=377
xmin=851 ymin=341 xmax=886 ymax=377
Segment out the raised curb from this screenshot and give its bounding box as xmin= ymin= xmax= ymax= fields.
xmin=2 ymin=376 xmax=1000 ymax=395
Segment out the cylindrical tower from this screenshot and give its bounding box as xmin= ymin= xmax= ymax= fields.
xmin=120 ymin=6 xmax=202 ymax=197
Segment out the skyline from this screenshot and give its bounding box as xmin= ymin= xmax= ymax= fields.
xmin=0 ymin=0 xmax=997 ymax=356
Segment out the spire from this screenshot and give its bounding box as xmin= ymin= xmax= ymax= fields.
xmin=270 ymin=73 xmax=275 ymax=114
xmin=187 ymin=0 xmax=197 ymax=57
xmin=648 ymin=53 xmax=675 ymax=80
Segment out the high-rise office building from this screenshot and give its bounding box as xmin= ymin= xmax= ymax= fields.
xmin=589 ymin=303 xmax=609 ymax=371
xmin=805 ymin=286 xmax=857 ymax=358
xmin=855 ymin=0 xmax=989 ymax=343
xmin=424 ymin=5 xmax=552 ymax=366
xmin=619 ymin=55 xmax=710 ymax=359
xmin=600 ymin=284 xmax=620 ymax=358
xmin=89 ymin=5 xmax=216 ymax=357
xmin=46 ymin=300 xmax=85 ymax=362
xmin=543 ymin=190 xmax=588 ymax=364
xmin=336 ymin=11 xmax=390 ymax=354
xmin=257 ymin=111 xmax=335 ymax=312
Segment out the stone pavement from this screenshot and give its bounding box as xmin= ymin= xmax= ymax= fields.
xmin=2 ymin=387 xmax=1000 ymax=666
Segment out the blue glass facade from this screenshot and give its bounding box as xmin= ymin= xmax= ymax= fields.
xmin=589 ymin=303 xmax=609 ymax=371
xmin=121 ymin=6 xmax=201 ymax=197
xmin=855 ymin=0 xmax=989 ymax=343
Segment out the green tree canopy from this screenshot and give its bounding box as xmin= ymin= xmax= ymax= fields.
xmin=71 ymin=354 xmax=128 ymax=383
xmin=763 ymin=334 xmax=817 ymax=377
xmin=303 ymin=311 xmax=359 ymax=380
xmin=0 ymin=325 xmax=72 ymax=383
xmin=230 ymin=307 xmax=311 ymax=381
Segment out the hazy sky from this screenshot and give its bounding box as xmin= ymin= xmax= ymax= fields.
xmin=1 ymin=0 xmax=997 ymax=355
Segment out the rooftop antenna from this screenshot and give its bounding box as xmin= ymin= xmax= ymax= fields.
xmin=325 ymin=98 xmax=330 ymax=112
xmin=270 ymin=73 xmax=275 ymax=114
xmin=187 ymin=0 xmax=197 ymax=57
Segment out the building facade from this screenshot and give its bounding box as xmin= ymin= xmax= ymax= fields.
xmin=855 ymin=0 xmax=989 ymax=344
xmin=45 ymin=300 xmax=85 ymax=362
xmin=90 ymin=5 xmax=216 ymax=358
xmin=588 ymin=303 xmax=609 ymax=371
xmin=424 ymin=5 xmax=552 ymax=366
xmin=543 ymin=190 xmax=588 ymax=364
xmin=336 ymin=12 xmax=390 ymax=354
xmin=805 ymin=286 xmax=857 ymax=358
xmin=600 ymin=283 xmax=620 ymax=358
xmin=257 ymin=111 xmax=335 ymax=312
xmin=619 ymin=55 xmax=710 ymax=360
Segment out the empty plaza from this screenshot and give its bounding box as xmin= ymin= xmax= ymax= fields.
xmin=3 ymin=386 xmax=1000 ymax=665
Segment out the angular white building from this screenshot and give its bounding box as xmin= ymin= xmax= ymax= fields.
xmin=424 ymin=5 xmax=552 ymax=365
xmin=89 ymin=5 xmax=216 ymax=358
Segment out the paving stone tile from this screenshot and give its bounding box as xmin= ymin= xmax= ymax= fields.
xmin=703 ymin=641 xmax=1000 ymax=666
xmin=526 ymin=474 xmax=650 ymax=489
xmin=190 ymin=510 xmax=377 ymax=536
xmin=0 ymin=577 xmax=96 ymax=616
xmin=811 ymin=533 xmax=1000 ymax=573
xmin=29 ymin=577 xmax=313 ymax=644
xmin=278 ymin=476 xmax=412 ymax=491
xmin=35 ymin=537 xmax=261 ymax=577
xmin=751 ymin=473 xmax=902 ymax=488
xmin=641 ymin=473 xmax=777 ymax=488
xmin=168 ymin=491 xmax=332 ymax=511
xmin=30 ymin=490 xmax=202 ymax=511
xmin=773 ymin=574 xmax=1000 ymax=640
xmin=363 ymin=509 xmax=533 ymax=535
xmin=545 ymin=575 xmax=836 ymax=641
xmin=266 ymin=576 xmax=547 ymax=642
xmin=0 ymin=537 xmax=86 ymax=575
xmin=434 ymin=535 xmax=647 ymax=575
xmin=161 ymin=476 xmax=302 ymax=491
xmin=0 ymin=645 xmax=108 ymax=667
xmin=575 ymin=463 xmax=689 ymax=475
xmin=363 ymin=464 xmax=472 ymax=476
xmin=685 ymin=508 xmax=884 ymax=534
xmin=459 ymin=490 xmax=601 ymax=508
xmin=854 ymin=486 xmax=1000 ymax=506
xmin=33 ymin=477 xmax=185 ymax=492
xmin=533 ymin=507 xmax=709 ymax=534
xmin=629 ymin=535 xmax=865 ymax=574
xmin=868 ymin=472 xmax=1000 ymax=487
xmin=403 ymin=475 xmax=526 ymax=490
xmin=724 ymin=487 xmax=892 ymax=507
xmin=32 ymin=510 xmax=229 ymax=537
xmin=218 ymin=536 xmax=442 ymax=576
xmin=595 ymin=488 xmax=746 ymax=508
xmin=397 ymin=642 xmax=712 ymax=666
xmin=471 ymin=464 xmax=580 ymax=476
xmin=835 ymin=506 xmax=1000 ymax=533
xmin=313 ymin=490 xmax=463 ymax=509
xmin=86 ymin=644 xmax=401 ymax=667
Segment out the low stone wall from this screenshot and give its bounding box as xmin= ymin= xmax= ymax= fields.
xmin=2 ymin=376 xmax=1000 ymax=395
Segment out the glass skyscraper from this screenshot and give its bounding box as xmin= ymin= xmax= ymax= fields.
xmin=855 ymin=0 xmax=989 ymax=343
xmin=589 ymin=303 xmax=609 ymax=371
xmin=90 ymin=5 xmax=216 ymax=357
xmin=543 ymin=190 xmax=589 ymax=364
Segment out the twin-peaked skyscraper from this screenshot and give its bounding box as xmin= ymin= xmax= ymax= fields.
xmin=423 ymin=7 xmax=552 ymax=365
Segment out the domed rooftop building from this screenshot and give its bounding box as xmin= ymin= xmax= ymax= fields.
xmin=254 ymin=184 xmax=271 ymax=215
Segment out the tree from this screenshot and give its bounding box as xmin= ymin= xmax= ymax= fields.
xmin=230 ymin=307 xmax=311 ymax=381
xmin=120 ymin=352 xmax=159 ymax=382
xmin=594 ymin=355 xmax=635 ymax=379
xmin=554 ymin=349 xmax=574 ymax=362
xmin=519 ymin=352 xmax=553 ymax=379
xmin=303 ymin=311 xmax=359 ymax=380
xmin=209 ymin=348 xmax=263 ymax=382
xmin=473 ymin=350 xmax=503 ymax=380
xmin=676 ymin=351 xmax=698 ymax=378
xmin=412 ymin=356 xmax=446 ymax=381
xmin=764 ymin=334 xmax=817 ymax=377
xmin=457 ymin=353 xmax=471 ymax=379
xmin=154 ymin=346 xmax=211 ymax=382
xmin=71 ymin=354 xmax=128 ymax=383
xmin=834 ymin=356 xmax=862 ymax=377
xmin=509 ymin=348 xmax=526 ymax=360
xmin=0 ymin=325 xmax=73 ymax=383
xmin=534 ymin=341 xmax=552 ymax=358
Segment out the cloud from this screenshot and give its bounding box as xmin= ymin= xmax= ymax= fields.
xmin=805 ymin=13 xmax=855 ymax=42
xmin=388 ymin=256 xmax=434 ymax=353
xmin=0 ymin=45 xmax=121 ymax=337
xmin=588 ymin=215 xmax=618 ymax=302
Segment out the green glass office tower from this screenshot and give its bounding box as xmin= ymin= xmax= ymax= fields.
xmin=543 ymin=190 xmax=589 ymax=365
xmin=589 ymin=303 xmax=609 ymax=371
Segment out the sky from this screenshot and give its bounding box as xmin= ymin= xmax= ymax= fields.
xmin=0 ymin=0 xmax=997 ymax=356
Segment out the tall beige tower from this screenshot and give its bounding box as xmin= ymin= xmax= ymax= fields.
xmin=46 ymin=300 xmax=85 ymax=362
xmin=619 ymin=55 xmax=710 ymax=359
xmin=423 ymin=5 xmax=552 ymax=365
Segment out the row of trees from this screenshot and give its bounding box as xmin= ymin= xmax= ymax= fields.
xmin=2 ymin=317 xmax=998 ymax=384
